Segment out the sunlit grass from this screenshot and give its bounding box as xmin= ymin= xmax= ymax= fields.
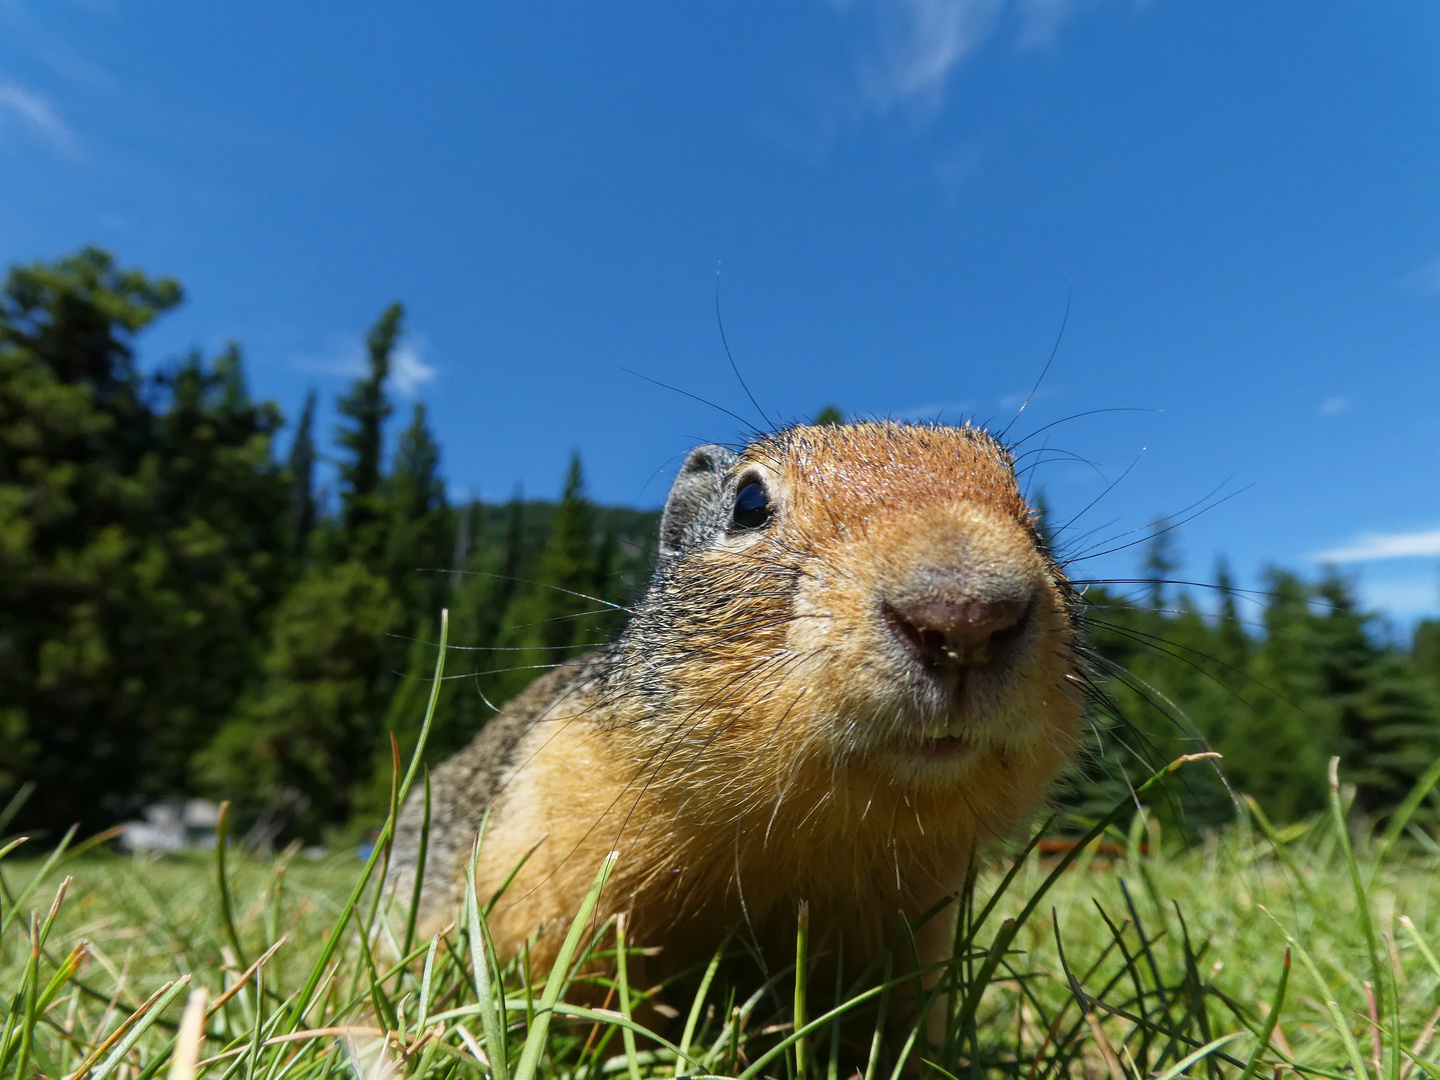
xmin=3 ymin=614 xmax=1439 ymax=1079
xmin=4 ymin=775 xmax=1440 ymax=1079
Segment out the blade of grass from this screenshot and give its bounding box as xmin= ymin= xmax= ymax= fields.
xmin=548 ymin=1005 xmax=693 ymax=1068
xmin=1377 ymin=753 xmax=1440 ymax=858
xmin=1329 ymin=757 xmax=1398 ymax=1080
xmin=0 ymin=824 xmax=76 ymax=940
xmin=675 ymin=926 xmax=733 ymax=1079
xmin=10 ymin=913 xmax=41 ymax=1080
xmin=167 ymin=988 xmax=209 ymax=1080
xmin=208 ymin=937 xmax=288 ymax=1019
xmin=283 ymin=609 xmax=448 ymax=1033
xmin=511 ymin=850 xmax=619 ymax=1080
xmin=613 ymin=913 xmax=642 ymax=1080
xmin=76 ymin=975 xmax=191 ymax=1080
xmin=1258 ymin=904 xmax=1371 ymax=1080
xmin=403 ymin=767 xmax=433 ymax=960
xmin=794 ymin=899 xmax=810 ymax=1079
xmin=1151 ymin=1032 xmax=1245 ymax=1080
xmin=0 ymin=782 xmax=35 ymax=839
xmin=214 ymin=802 xmax=249 ymax=970
xmin=464 ymin=830 xmax=509 ymax=1080
xmin=863 ymin=955 xmax=893 ymax=1080
xmin=416 ymin=933 xmax=441 ymax=1036
xmin=1236 ymin=949 xmax=1290 ymax=1080
xmin=1243 ymin=796 xmax=1317 ymax=905
xmin=1400 ymin=917 xmax=1440 ymax=982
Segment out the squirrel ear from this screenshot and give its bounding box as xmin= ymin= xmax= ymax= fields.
xmin=659 ymin=444 xmax=738 ymax=559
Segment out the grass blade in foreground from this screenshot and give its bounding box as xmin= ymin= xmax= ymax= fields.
xmin=283 ymin=608 xmax=449 ymax=1033
xmin=510 ymin=850 xmax=618 ymax=1080
xmin=465 ymin=834 xmax=509 ymax=1080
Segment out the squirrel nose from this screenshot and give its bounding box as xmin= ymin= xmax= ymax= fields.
xmin=883 ymin=588 xmax=1032 ymax=672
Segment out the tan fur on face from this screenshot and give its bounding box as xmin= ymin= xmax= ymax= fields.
xmin=396 ymin=422 xmax=1084 ymax=985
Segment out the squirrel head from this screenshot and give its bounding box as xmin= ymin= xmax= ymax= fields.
xmin=616 ymin=421 xmax=1083 ymax=838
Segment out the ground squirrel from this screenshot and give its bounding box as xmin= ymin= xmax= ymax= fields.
xmin=391 ymin=421 xmax=1084 ymax=986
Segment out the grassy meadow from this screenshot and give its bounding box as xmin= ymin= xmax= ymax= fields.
xmin=3 ymin=746 xmax=1440 ymax=1080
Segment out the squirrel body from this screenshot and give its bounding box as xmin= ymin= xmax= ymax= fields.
xmin=393 ymin=421 xmax=1083 ymax=982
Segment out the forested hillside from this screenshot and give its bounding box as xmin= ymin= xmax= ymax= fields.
xmin=0 ymin=249 xmax=656 ymax=844
xmin=2 ymin=248 xmax=1438 ymax=845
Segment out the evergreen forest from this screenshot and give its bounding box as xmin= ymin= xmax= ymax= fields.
xmin=3 ymin=247 xmax=1439 ymax=847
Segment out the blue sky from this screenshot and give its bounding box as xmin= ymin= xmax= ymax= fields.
xmin=2 ymin=1 xmax=1440 ymax=627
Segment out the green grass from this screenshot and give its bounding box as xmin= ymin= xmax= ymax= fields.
xmin=2 ymin=617 xmax=1439 ymax=1080
xmin=3 ymin=759 xmax=1440 ymax=1080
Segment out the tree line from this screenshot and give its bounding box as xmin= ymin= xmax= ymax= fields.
xmin=0 ymin=249 xmax=654 ymax=844
xmin=2 ymin=248 xmax=1438 ymax=845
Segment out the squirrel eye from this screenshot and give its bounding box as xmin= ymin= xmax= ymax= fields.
xmin=732 ymin=481 xmax=772 ymax=530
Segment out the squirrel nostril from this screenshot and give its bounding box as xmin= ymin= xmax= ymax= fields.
xmin=884 ymin=595 xmax=1032 ymax=671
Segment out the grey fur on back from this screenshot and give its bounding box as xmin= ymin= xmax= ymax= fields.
xmin=389 ymin=443 xmax=744 ymax=928
xmin=389 ymin=659 xmax=599 ymax=924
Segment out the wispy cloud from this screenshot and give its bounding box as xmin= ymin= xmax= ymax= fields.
xmin=0 ymin=80 xmax=80 ymax=158
xmin=1313 ymin=527 xmax=1440 ymax=564
xmin=390 ymin=342 xmax=437 ymax=397
xmin=1319 ymin=395 xmax=1348 ymax=416
xmin=850 ymin=0 xmax=1006 ymax=116
xmin=294 ymin=334 xmax=438 ymax=399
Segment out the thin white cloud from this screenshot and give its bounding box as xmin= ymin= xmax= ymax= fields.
xmin=0 ymin=80 xmax=80 ymax=157
xmin=851 ymin=0 xmax=1006 ymax=116
xmin=836 ymin=0 xmax=1131 ymax=120
xmin=294 ymin=334 xmax=437 ymax=399
xmin=1319 ymin=396 xmax=1348 ymax=416
xmin=390 ymin=342 xmax=437 ymax=397
xmin=1313 ymin=528 xmax=1440 ymax=564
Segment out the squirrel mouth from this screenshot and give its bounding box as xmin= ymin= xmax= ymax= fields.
xmin=913 ymin=732 xmax=973 ymax=757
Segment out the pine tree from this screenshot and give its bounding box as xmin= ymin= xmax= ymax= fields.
xmin=336 ymin=302 xmax=401 ymax=565
xmin=1308 ymin=571 xmax=1440 ymax=816
xmin=1212 ymin=558 xmax=1251 ymax=668
xmin=1141 ymin=516 xmax=1180 ymax=611
xmin=532 ymin=453 xmax=600 ymax=654
xmin=287 ymin=390 xmax=319 ymax=555
xmin=490 ymin=459 xmax=600 ymax=702
xmin=197 ymin=560 xmax=403 ymax=843
xmin=384 ymin=402 xmax=449 ymax=614
xmin=0 ymin=249 xmax=289 ymax=833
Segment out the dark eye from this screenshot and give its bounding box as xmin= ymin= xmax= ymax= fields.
xmin=731 ymin=481 xmax=772 ymax=530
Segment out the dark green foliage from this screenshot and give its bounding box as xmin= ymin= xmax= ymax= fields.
xmin=0 ymin=249 xmax=288 ymax=835
xmin=287 ymin=390 xmax=319 ymax=555
xmin=336 ymin=302 xmax=402 ymax=565
xmin=526 ymin=452 xmax=603 ymax=652
xmin=6 ymin=246 xmax=1440 ymax=849
xmin=811 ymin=404 xmax=844 ymax=425
xmin=1141 ymin=515 xmax=1180 ymax=610
xmin=197 ymin=560 xmax=404 ymax=842
xmin=1415 ymin=617 xmax=1440 ymax=682
xmin=1071 ymin=555 xmax=1440 ymax=837
xmin=383 ymin=403 xmax=450 ymax=615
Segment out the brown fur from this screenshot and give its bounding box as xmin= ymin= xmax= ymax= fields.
xmin=391 ymin=421 xmax=1084 ymax=987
